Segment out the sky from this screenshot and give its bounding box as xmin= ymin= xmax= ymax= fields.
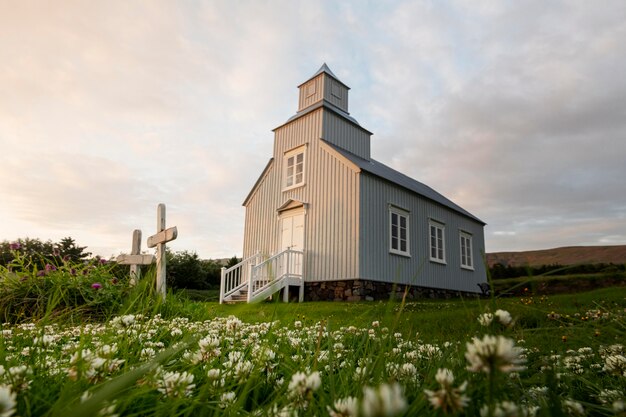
xmin=1 ymin=1 xmax=625 ymax=259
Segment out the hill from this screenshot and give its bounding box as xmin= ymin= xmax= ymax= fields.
xmin=486 ymin=245 xmax=626 ymax=267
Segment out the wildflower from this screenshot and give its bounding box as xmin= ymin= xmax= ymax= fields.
xmin=465 ymin=335 xmax=526 ymax=374
xmin=424 ymin=368 xmax=469 ymax=413
xmin=99 ymin=258 xmax=107 ymax=265
xmin=603 ymin=354 xmax=626 ymax=376
xmin=361 ymin=383 xmax=407 ymax=417
xmin=53 ymin=248 xmax=61 ymax=257
xmin=157 ymin=370 xmax=195 ymax=398
xmin=45 ymin=264 xmax=57 ymax=272
xmin=478 ymin=313 xmax=493 ymax=326
xmin=494 ymin=309 xmax=512 ymax=326
xmin=563 ymin=399 xmax=584 ymax=415
xmin=479 ymin=401 xmax=537 ymax=417
xmin=294 ymin=321 xmax=302 ymax=328
xmin=287 ymin=371 xmax=321 ymax=399
xmin=372 ymin=321 xmax=380 ymax=328
xmin=8 ymin=242 xmax=20 ymax=251
xmin=0 ymin=384 xmax=17 ymax=417
xmin=91 ymin=283 xmax=102 ymax=290
xmin=219 ymin=391 xmax=236 ymax=408
xmin=547 ymin=311 xmax=560 ymax=320
xmin=328 ymin=397 xmax=358 ymax=417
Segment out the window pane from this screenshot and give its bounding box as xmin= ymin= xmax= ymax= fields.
xmin=287 ymin=156 xmax=294 ymax=167
xmin=400 ymin=227 xmax=406 ymax=240
xmin=287 ymin=166 xmax=293 ymax=177
xmin=438 ymin=248 xmax=443 ymax=260
xmin=400 ymin=240 xmax=406 ymax=252
xmin=296 ymin=153 xmax=303 ymax=163
xmin=431 ymin=246 xmax=436 ymax=258
xmin=286 ymin=177 xmax=293 ymax=187
xmin=391 ymin=236 xmax=398 ymax=250
xmin=391 ymin=224 xmax=398 ymax=238
xmin=295 ymin=163 xmax=303 ymax=174
xmin=391 ymin=213 xmax=398 ymax=226
xmin=400 ymin=216 xmax=406 ymax=228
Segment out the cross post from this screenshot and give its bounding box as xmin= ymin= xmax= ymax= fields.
xmin=116 ymin=229 xmax=156 ymax=285
xmin=147 ymin=203 xmax=178 ymax=300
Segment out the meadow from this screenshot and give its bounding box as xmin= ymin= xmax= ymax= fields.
xmin=0 ymin=248 xmax=625 ymax=416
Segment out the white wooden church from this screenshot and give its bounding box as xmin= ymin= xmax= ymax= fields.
xmin=220 ymin=64 xmax=487 ymax=303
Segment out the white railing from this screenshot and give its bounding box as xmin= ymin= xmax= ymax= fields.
xmin=219 ymin=252 xmax=260 ymax=304
xmin=249 ymin=249 xmax=303 ymax=302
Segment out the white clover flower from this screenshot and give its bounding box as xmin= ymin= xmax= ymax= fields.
xmin=424 ymin=368 xmax=469 ymax=413
xmin=466 ymin=335 xmax=526 ymax=374
xmin=603 ymin=354 xmax=626 ymax=376
xmin=287 ymin=371 xmax=321 ymax=399
xmin=478 ymin=313 xmax=494 ymax=327
xmin=157 ymin=371 xmax=195 ymax=398
xmin=480 ymin=401 xmax=519 ymax=417
xmin=372 ymin=321 xmax=380 ymax=328
xmin=294 ymin=321 xmax=302 ymax=328
xmin=0 ymin=384 xmax=17 ymax=417
xmin=362 ymin=383 xmax=407 ymax=417
xmin=495 ymin=310 xmax=513 ymax=326
xmin=219 ymin=391 xmax=236 ymax=408
xmin=328 ymin=396 xmax=358 ymax=417
xmin=170 ymin=328 xmax=183 ymax=337
xmin=563 ymin=399 xmax=584 ymax=415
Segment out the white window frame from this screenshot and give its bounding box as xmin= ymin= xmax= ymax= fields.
xmin=283 ymin=146 xmax=306 ymax=191
xmin=389 ymin=206 xmax=410 ymax=257
xmin=429 ymin=220 xmax=446 ymax=264
xmin=459 ymin=231 xmax=474 ymax=270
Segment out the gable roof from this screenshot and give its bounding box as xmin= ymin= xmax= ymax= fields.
xmin=321 ymin=140 xmax=486 ymax=225
xmin=242 ymin=158 xmax=274 ymax=206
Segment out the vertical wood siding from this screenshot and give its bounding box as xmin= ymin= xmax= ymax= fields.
xmin=322 ymin=111 xmax=371 ymax=160
xmin=359 ymin=174 xmax=486 ymax=293
xmin=244 ymin=108 xmax=360 ymax=281
xmin=323 ymin=76 xmax=349 ymax=113
xmin=298 ymin=75 xmax=324 ymax=112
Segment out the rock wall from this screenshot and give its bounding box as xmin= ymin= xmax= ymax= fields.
xmin=304 ymin=279 xmax=480 ymax=301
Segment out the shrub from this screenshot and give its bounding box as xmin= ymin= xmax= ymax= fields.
xmin=0 ymin=245 xmax=130 ymax=323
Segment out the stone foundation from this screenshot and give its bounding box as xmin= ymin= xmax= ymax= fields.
xmin=304 ymin=279 xmax=480 ymax=302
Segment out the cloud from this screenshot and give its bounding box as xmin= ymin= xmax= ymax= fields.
xmin=1 ymin=1 xmax=625 ymax=257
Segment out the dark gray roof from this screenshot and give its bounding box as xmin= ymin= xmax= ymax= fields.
xmin=298 ymin=63 xmax=350 ymax=89
xmin=322 ymin=140 xmax=485 ymax=225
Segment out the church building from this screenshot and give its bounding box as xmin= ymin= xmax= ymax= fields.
xmin=220 ymin=64 xmax=487 ymax=303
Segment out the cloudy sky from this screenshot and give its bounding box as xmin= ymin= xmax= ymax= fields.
xmin=1 ymin=1 xmax=625 ymax=259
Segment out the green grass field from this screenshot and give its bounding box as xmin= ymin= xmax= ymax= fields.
xmin=1 ymin=258 xmax=625 ymax=417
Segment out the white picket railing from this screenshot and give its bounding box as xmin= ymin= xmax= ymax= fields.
xmin=219 ymin=252 xmax=260 ymax=304
xmin=249 ymin=249 xmax=303 ymax=302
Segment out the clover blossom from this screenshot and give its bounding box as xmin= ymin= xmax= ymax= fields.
xmin=287 ymin=371 xmax=321 ymax=400
xmin=361 ymin=382 xmax=407 ymax=417
xmin=478 ymin=313 xmax=493 ymax=326
xmin=424 ymin=368 xmax=469 ymax=413
xmin=466 ymin=335 xmax=526 ymax=374
xmin=328 ymin=397 xmax=358 ymax=417
xmin=603 ymin=354 xmax=626 ymax=376
xmin=0 ymin=384 xmax=16 ymax=417
xmin=494 ymin=310 xmax=513 ymax=327
xmin=156 ymin=370 xmax=195 ymax=398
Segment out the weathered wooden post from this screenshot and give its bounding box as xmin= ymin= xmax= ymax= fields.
xmin=116 ymin=229 xmax=156 ymax=285
xmin=147 ymin=204 xmax=178 ymax=300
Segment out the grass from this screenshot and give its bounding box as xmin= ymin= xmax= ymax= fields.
xmin=1 ymin=250 xmax=625 ymax=416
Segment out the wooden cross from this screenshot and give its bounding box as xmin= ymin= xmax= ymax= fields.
xmin=116 ymin=230 xmax=155 ymax=286
xmin=147 ymin=203 xmax=178 ymax=300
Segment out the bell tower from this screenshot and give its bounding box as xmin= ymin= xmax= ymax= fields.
xmin=297 ymin=63 xmax=350 ymax=114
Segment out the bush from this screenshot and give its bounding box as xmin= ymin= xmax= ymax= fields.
xmin=0 ymin=245 xmax=130 ymax=323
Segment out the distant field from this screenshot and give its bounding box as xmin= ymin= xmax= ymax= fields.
xmin=486 ymin=244 xmax=626 ymax=267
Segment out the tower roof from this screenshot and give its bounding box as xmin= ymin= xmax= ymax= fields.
xmin=298 ymin=63 xmax=350 ymax=89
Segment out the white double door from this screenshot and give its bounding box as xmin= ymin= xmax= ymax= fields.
xmin=280 ymin=210 xmax=304 ymax=277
